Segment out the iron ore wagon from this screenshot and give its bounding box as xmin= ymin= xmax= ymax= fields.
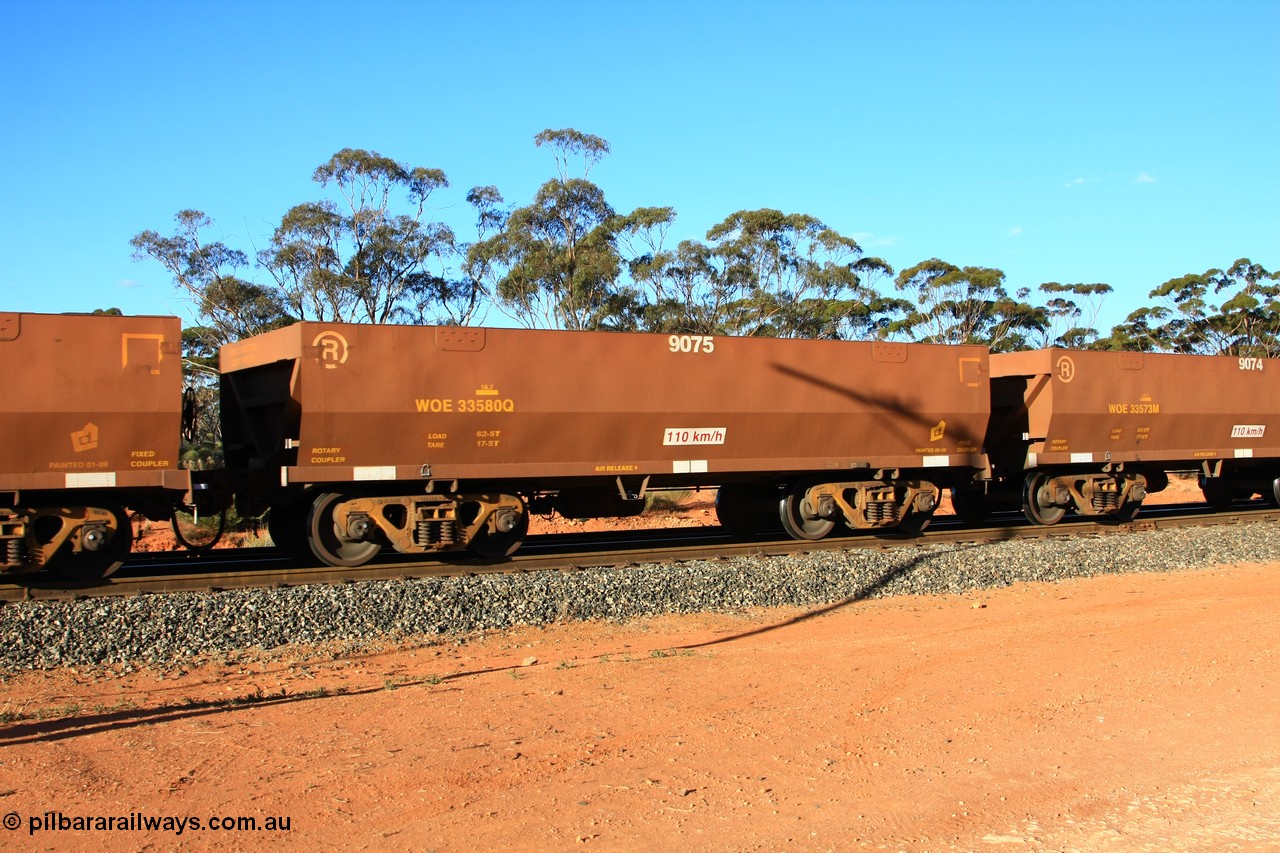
xmin=975 ymin=348 xmax=1280 ymax=524
xmin=0 ymin=312 xmax=189 ymax=578
xmin=215 ymin=324 xmax=992 ymax=566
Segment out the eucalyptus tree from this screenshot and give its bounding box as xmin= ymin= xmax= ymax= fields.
xmin=130 ymin=209 xmax=293 ymax=347
xmin=887 ymin=259 xmax=1045 ymax=351
xmin=129 ymin=210 xmax=290 ymax=467
xmin=467 ymin=129 xmax=628 ymax=330
xmin=258 ymin=148 xmax=454 ymax=325
xmin=1199 ymin=258 xmax=1278 ymax=356
xmin=696 ymin=209 xmax=891 ymax=338
xmin=611 ymin=207 xmax=721 ymax=333
xmin=401 ymin=185 xmax=506 ymax=327
xmin=1037 ymin=281 xmax=1113 ymax=347
xmin=1144 ymin=270 xmax=1227 ymax=354
xmin=1092 ymin=307 xmax=1163 ymax=351
xmin=1121 ymin=258 xmax=1278 ymax=355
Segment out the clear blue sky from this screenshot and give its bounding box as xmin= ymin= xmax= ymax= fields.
xmin=1 ymin=0 xmax=1275 ymax=335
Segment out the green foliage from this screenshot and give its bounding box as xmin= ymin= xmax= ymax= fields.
xmin=260 ymin=148 xmax=459 ymax=325
xmin=1037 ymin=282 xmax=1113 ymax=348
xmin=1103 ymin=258 xmax=1278 ymax=355
xmin=534 ymin=128 xmax=611 ymax=178
xmin=131 ymin=134 xmax=1265 ymax=359
xmin=130 ymin=210 xmax=294 ymax=346
xmin=702 ymin=209 xmax=895 ymax=339
xmin=644 ymin=489 xmax=696 ymax=512
xmin=887 ymin=259 xmax=1046 ymax=351
xmin=468 ymin=130 xmax=626 ymax=330
xmin=613 ymin=207 xmax=894 ymax=339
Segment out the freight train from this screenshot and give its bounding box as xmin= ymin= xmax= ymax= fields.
xmin=2 ymin=311 xmax=1276 ymax=579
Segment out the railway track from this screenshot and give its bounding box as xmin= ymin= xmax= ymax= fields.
xmin=3 ymin=502 xmax=1276 ymax=604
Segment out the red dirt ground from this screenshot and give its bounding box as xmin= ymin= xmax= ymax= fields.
xmin=4 ymin=475 xmax=1276 ymax=851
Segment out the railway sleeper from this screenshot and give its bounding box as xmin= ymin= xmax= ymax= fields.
xmin=310 ymin=492 xmax=527 ymax=566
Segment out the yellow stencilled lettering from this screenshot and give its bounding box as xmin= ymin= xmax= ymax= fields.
xmin=914 ymin=446 xmax=946 ymax=454
xmin=418 ymin=394 xmax=516 ymax=413
xmin=1135 ymin=426 xmax=1152 ymax=441
xmin=457 ymin=397 xmax=515 ymax=413
xmin=130 ymin=451 xmax=169 ymax=468
xmin=309 ymin=447 xmax=346 ymax=463
xmin=426 ymin=432 xmax=447 ymax=450
xmin=1108 ymin=401 xmax=1161 ymax=414
xmin=594 ymin=464 xmax=639 ymax=473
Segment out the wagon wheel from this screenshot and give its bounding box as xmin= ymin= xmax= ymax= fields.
xmin=715 ymin=484 xmax=778 ymax=536
xmin=1111 ymin=498 xmax=1143 ymax=523
xmin=468 ymin=506 xmax=529 ymax=559
xmin=172 ymin=507 xmax=226 ymax=551
xmin=949 ymin=487 xmax=990 ymax=525
xmin=47 ymin=504 xmax=132 ymax=581
xmin=308 ymin=492 xmax=382 ymax=567
xmin=267 ymin=500 xmax=312 ymax=558
xmin=1269 ymin=477 xmax=1280 ymax=508
xmin=1199 ymin=476 xmax=1233 ymax=510
xmin=1022 ymin=473 xmax=1067 ymax=526
xmin=895 ymin=507 xmax=934 ymax=536
xmin=778 ymin=488 xmax=835 ymax=541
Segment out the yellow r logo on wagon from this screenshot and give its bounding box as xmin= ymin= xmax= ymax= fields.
xmin=312 ymin=331 xmax=350 ymax=369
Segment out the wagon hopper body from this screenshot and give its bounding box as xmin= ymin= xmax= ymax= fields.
xmin=985 ymin=348 xmax=1280 ymax=524
xmin=218 ymin=324 xmax=991 ymax=565
xmin=0 ymin=312 xmax=189 ymax=577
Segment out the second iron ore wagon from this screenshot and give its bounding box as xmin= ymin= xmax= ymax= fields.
xmin=980 ymin=348 xmax=1280 ymax=524
xmin=214 ymin=324 xmax=992 ymax=566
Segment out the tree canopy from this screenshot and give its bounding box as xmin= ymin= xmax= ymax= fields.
xmin=132 ymin=132 xmax=1271 ymax=360
xmin=1100 ymin=259 xmax=1278 ymax=355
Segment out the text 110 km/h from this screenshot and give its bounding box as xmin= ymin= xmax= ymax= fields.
xmin=663 ymin=427 xmax=727 ymax=446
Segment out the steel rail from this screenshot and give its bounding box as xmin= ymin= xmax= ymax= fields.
xmin=2 ymin=503 xmax=1277 ymax=603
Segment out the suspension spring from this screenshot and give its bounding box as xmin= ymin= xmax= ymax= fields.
xmin=415 ymin=519 xmax=456 ymax=546
xmin=4 ymin=538 xmax=23 ymax=566
xmin=866 ymin=501 xmax=897 ymax=525
xmin=1091 ymin=490 xmax=1120 ymax=513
